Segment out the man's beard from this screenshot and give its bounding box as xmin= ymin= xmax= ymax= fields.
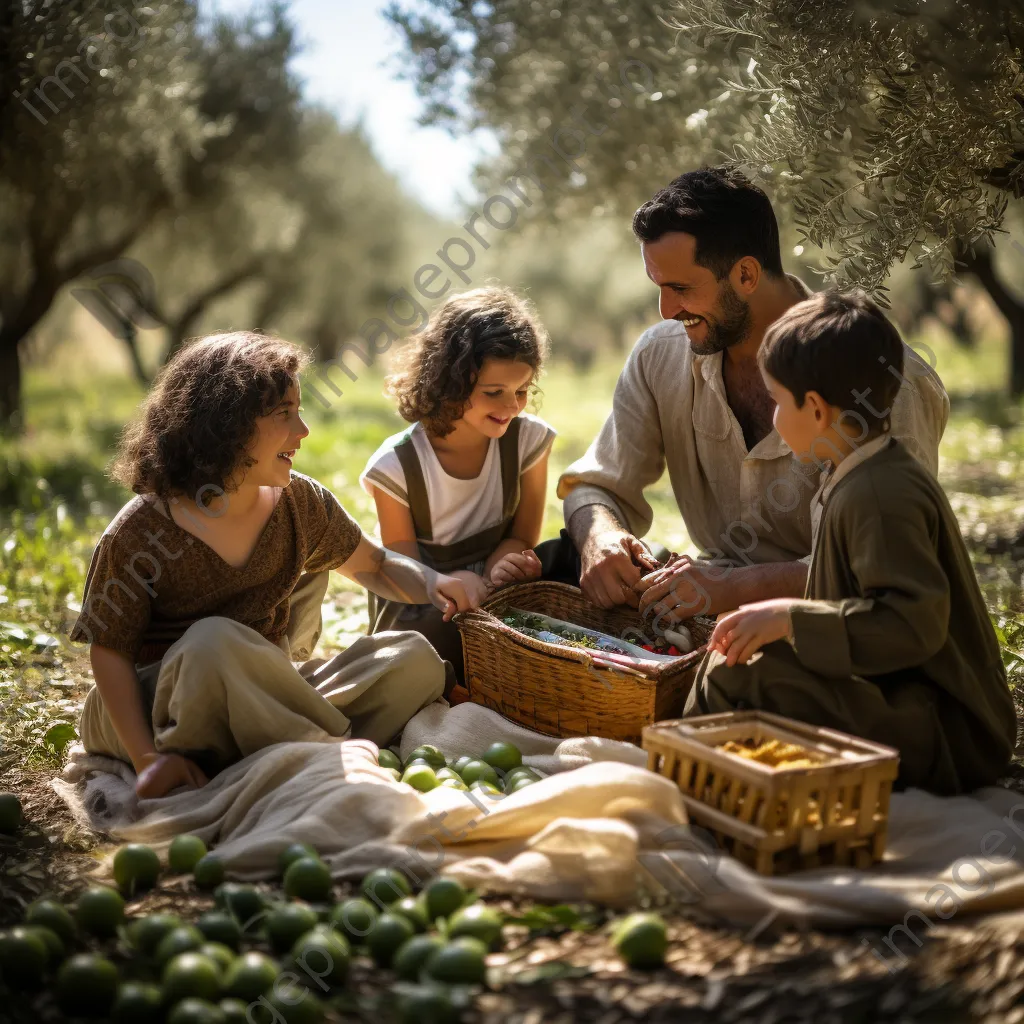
xmin=683 ymin=281 xmax=752 ymax=356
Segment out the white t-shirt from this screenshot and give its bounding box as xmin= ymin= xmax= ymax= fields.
xmin=360 ymin=413 xmax=556 ymax=546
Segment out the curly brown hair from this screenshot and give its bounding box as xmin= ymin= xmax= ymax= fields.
xmin=112 ymin=331 xmax=309 ymax=500
xmin=386 ymin=286 xmax=548 ymax=437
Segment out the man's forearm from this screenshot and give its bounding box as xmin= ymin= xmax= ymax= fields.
xmin=566 ymin=503 xmax=629 ymax=554
xmin=729 ymin=560 xmax=808 ymax=605
xmin=640 ymin=555 xmax=809 ymax=622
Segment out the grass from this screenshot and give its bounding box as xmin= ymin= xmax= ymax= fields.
xmin=2 ymin=328 xmax=1024 ymax=764
xmin=2 ymin=332 xmax=1024 ymax=1022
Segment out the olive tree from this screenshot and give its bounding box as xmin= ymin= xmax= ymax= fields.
xmin=388 ymin=0 xmax=1024 ymax=390
xmin=0 ymin=1 xmax=305 ymax=428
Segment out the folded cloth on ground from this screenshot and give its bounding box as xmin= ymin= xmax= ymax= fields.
xmin=53 ymin=699 xmax=1024 ymax=930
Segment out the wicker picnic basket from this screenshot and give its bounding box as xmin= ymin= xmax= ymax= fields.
xmin=643 ymin=711 xmax=900 ymax=876
xmin=454 ymin=581 xmax=713 ymax=743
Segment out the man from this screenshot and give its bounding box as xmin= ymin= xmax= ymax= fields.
xmin=556 ymin=166 xmax=949 ymax=622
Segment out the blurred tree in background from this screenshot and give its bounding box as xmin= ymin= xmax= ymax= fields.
xmin=127 ymin=108 xmax=417 ymax=377
xmin=0 ymin=1 xmax=422 ymax=430
xmin=124 ymin=0 xmax=307 ymax=371
xmin=0 ymin=1 xmax=206 ymax=427
xmin=388 ymin=0 xmax=1024 ymax=390
xmin=473 ymin=218 xmax=655 ymax=367
xmin=247 ymin=110 xmax=420 ymax=365
xmin=4 ymin=0 xmax=1022 ymax=436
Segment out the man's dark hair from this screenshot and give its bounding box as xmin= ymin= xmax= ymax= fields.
xmin=758 ymin=290 xmax=904 ymax=434
xmin=632 ymin=166 xmax=784 ymax=279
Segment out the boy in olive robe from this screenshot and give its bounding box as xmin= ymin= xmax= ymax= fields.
xmin=683 ymin=290 xmax=1016 ymax=794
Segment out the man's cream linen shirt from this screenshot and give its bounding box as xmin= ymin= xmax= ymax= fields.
xmin=558 ymin=278 xmax=949 ymax=568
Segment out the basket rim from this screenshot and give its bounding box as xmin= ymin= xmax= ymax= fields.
xmin=454 ymin=580 xmax=707 ymax=679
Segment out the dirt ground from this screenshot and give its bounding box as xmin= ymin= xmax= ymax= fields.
xmin=3 ymin=670 xmax=1024 ymax=1022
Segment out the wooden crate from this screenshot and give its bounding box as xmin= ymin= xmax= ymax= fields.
xmin=642 ymin=711 xmax=900 ymax=875
xmin=454 ymin=581 xmax=713 ymax=743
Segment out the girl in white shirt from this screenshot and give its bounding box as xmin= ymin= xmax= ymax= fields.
xmin=360 ymin=286 xmax=556 ymax=679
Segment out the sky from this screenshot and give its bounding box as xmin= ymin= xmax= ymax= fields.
xmin=205 ymin=0 xmax=492 ymax=217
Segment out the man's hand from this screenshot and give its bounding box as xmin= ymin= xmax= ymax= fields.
xmin=489 ymin=549 xmax=542 ymax=588
xmin=639 ymin=557 xmax=810 ymax=625
xmin=135 ymin=752 xmax=209 ymax=799
xmin=637 ymin=555 xmax=734 ymax=623
xmin=579 ymin=529 xmax=660 ymax=608
xmin=708 ymin=599 xmax=796 ymax=666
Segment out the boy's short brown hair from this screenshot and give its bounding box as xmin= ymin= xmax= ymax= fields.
xmin=758 ymin=290 xmax=904 ymax=436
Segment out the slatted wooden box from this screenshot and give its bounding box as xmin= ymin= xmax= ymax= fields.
xmin=454 ymin=581 xmax=713 ymax=744
xmin=642 ymin=711 xmax=900 ymax=875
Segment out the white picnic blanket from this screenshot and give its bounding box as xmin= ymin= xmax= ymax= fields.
xmin=53 ymin=700 xmax=1024 ymax=931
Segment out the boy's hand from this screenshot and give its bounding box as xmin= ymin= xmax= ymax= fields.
xmin=489 ymin=549 xmax=542 ymax=588
xmin=708 ymin=599 xmax=795 ymax=666
xmin=135 ymin=752 xmax=209 ymax=799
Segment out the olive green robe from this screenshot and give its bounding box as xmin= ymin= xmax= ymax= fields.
xmin=685 ymin=438 xmax=1016 ymax=794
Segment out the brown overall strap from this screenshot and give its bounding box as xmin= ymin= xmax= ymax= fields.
xmin=393 ymin=419 xmax=523 ymax=573
xmin=498 ymin=416 xmax=521 ymax=522
xmin=414 ymin=523 xmax=511 ymax=574
xmin=394 ymin=431 xmax=433 ymax=542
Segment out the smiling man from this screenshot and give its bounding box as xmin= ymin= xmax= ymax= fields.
xmin=555 ymin=166 xmax=949 ymax=620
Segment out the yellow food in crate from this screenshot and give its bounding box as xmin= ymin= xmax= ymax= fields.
xmin=715 ymin=739 xmax=826 ymax=827
xmin=644 ymin=712 xmax=899 ymax=874
xmin=716 ymin=738 xmax=820 ymax=770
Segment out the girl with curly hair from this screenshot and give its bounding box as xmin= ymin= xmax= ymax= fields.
xmin=70 ymin=331 xmax=477 ymax=799
xmin=360 ymin=286 xmax=556 ymax=679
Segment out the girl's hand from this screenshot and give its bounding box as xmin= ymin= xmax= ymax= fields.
xmin=489 ymin=549 xmax=542 ymax=588
xmin=430 ymin=573 xmax=489 ymax=621
xmin=708 ymin=599 xmax=796 ymax=666
xmin=135 ymin=752 xmax=209 ymax=799
xmin=449 ymin=570 xmax=494 ymax=607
